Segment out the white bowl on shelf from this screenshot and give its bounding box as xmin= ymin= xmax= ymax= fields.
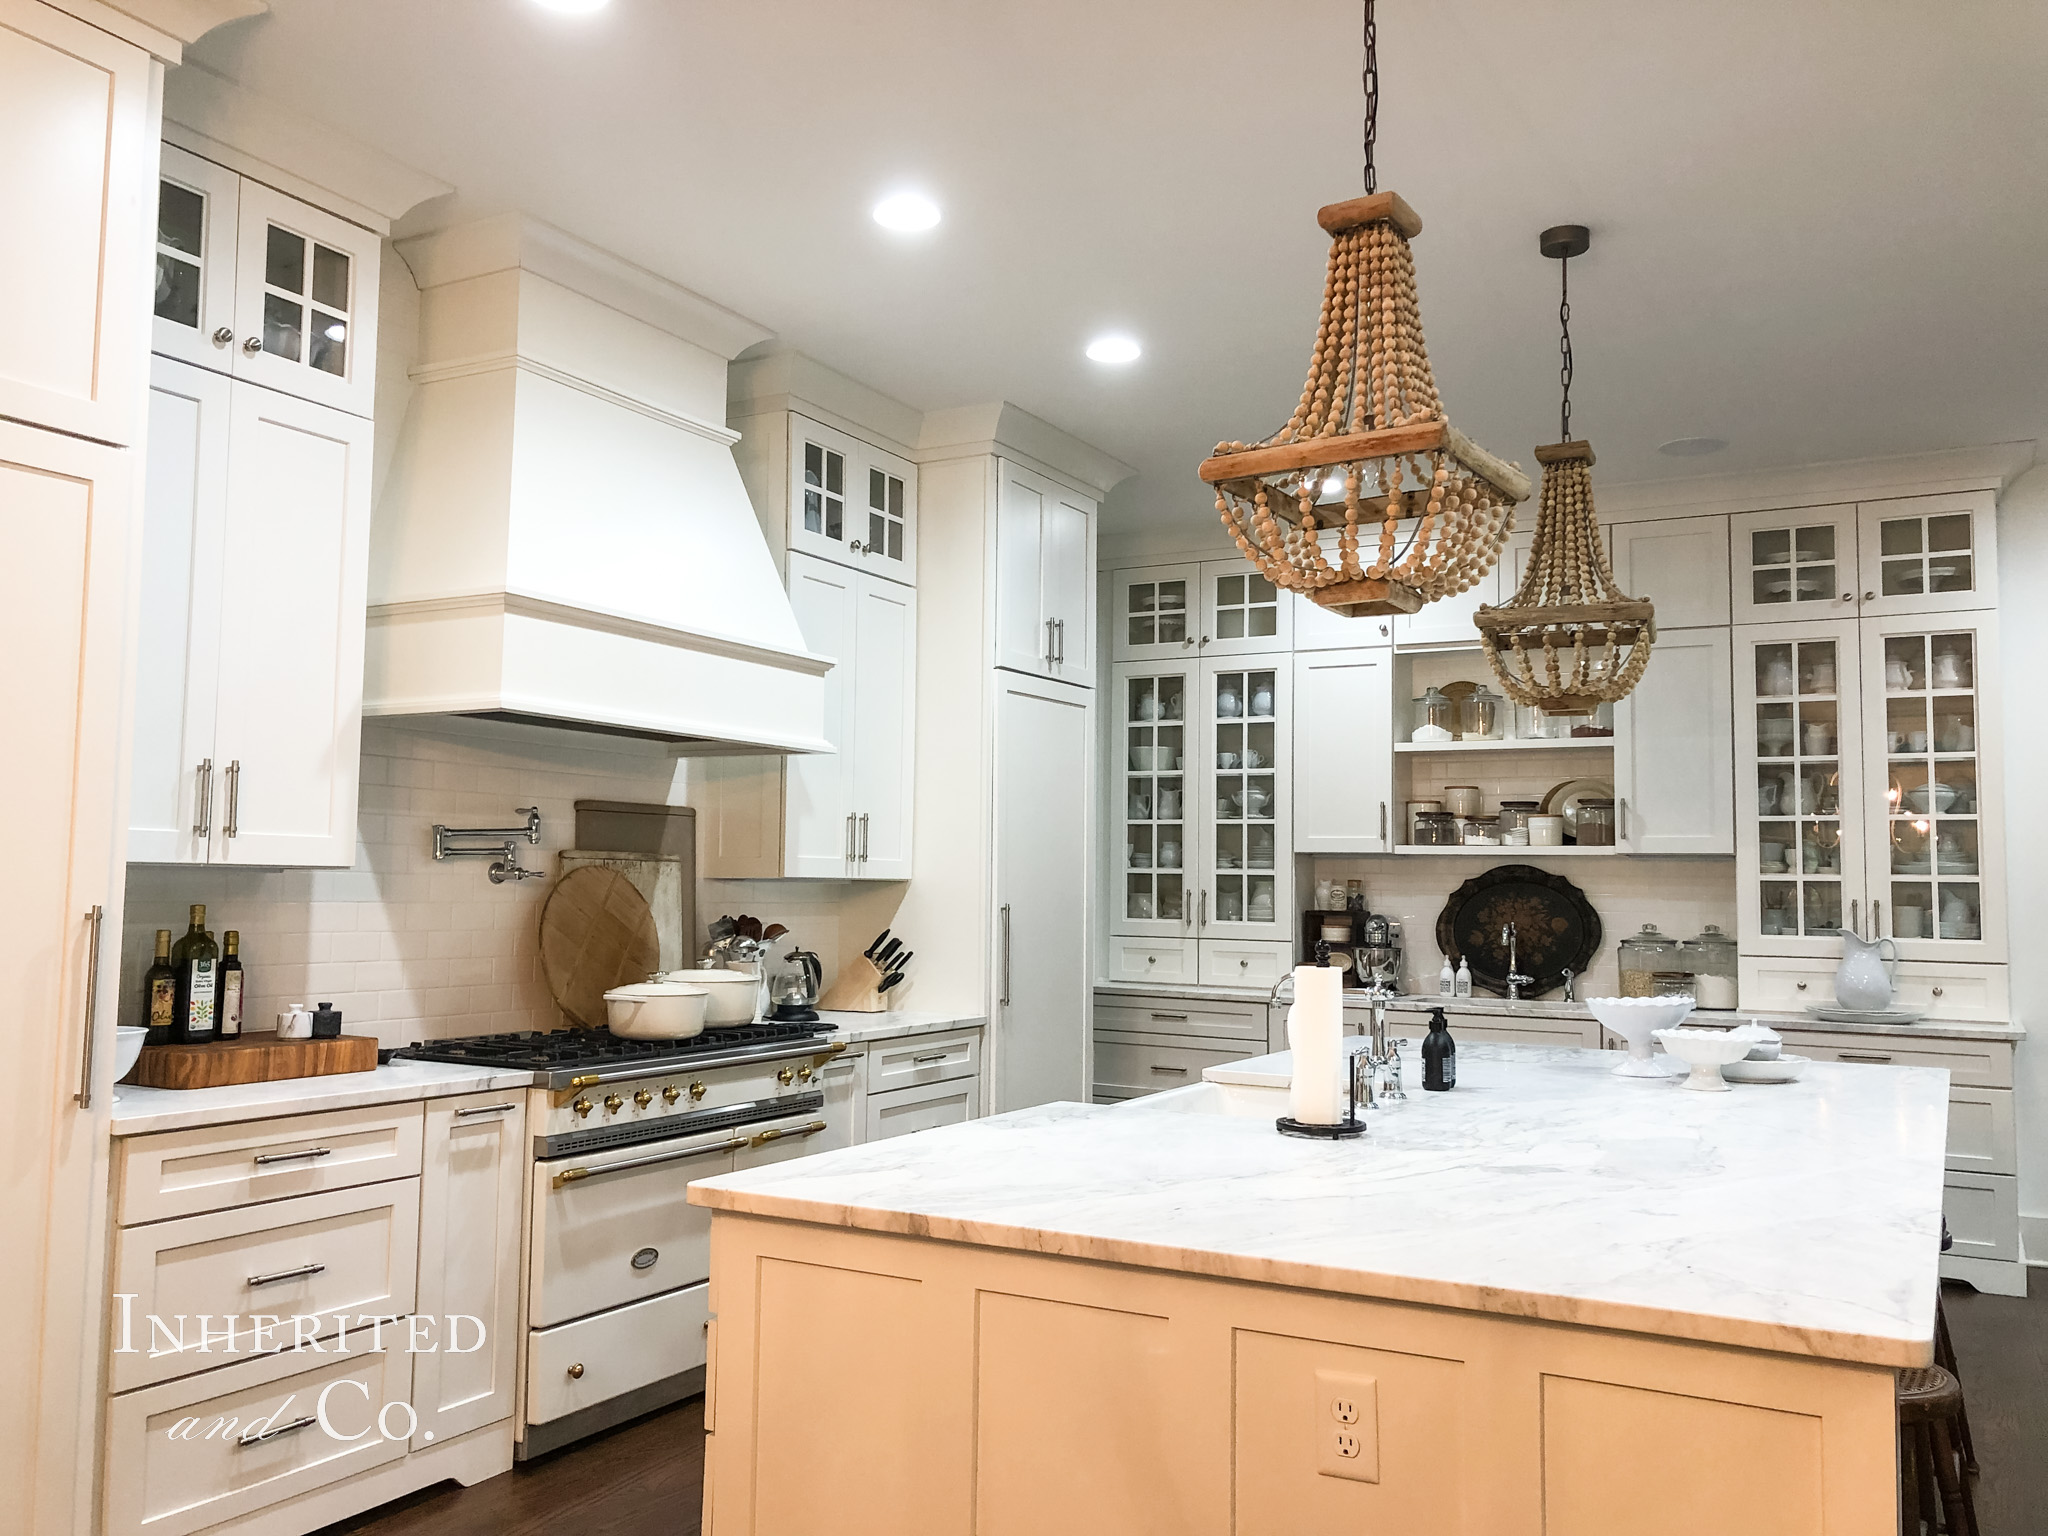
xmin=112 ymin=1024 xmax=148 ymax=1101
xmin=1586 ymin=996 xmax=1696 ymax=1078
xmin=1653 ymin=1027 xmax=1753 ymax=1093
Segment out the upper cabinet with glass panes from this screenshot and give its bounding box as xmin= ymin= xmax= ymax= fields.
xmin=1111 ymin=559 xmax=1291 ymax=661
xmin=1730 ymin=493 xmax=1994 ymax=624
xmin=151 ymin=145 xmax=380 ymax=418
xmin=783 ymin=413 xmax=917 ymax=584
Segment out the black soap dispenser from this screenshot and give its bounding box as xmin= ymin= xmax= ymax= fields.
xmin=1422 ymin=1007 xmax=1456 ymax=1091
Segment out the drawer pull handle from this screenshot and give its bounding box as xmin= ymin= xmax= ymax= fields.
xmin=1149 ymin=1012 xmax=1190 ymax=1021
xmin=567 ymin=1362 xmax=585 ymax=1379
xmin=551 ymin=1135 xmax=750 ymax=1188
xmin=1149 ymin=1064 xmax=1190 ymax=1075
xmin=252 ymin=1147 xmax=332 ymax=1166
xmin=1795 ymin=982 xmax=1808 ymax=991
xmin=1932 ymin=987 xmax=1945 ymax=998
xmin=1838 ymin=1053 xmax=1894 ymax=1064
xmin=248 ymin=1263 xmax=326 ymax=1288
xmin=750 ymin=1120 xmax=828 ymax=1147
xmin=911 ymin=1051 xmax=951 ymax=1065
xmin=239 ymin=1414 xmax=319 ymax=1447
xmin=456 ymin=1102 xmax=519 ymax=1117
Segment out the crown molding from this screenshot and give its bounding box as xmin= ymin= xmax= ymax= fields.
xmin=917 ymin=401 xmax=1136 ymax=499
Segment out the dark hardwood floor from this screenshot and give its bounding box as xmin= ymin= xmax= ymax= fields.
xmin=318 ymin=1275 xmax=2042 ymax=1536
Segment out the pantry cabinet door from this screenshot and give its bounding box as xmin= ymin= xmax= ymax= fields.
xmin=1613 ymin=627 xmax=1733 ymax=855
xmin=850 ymin=573 xmax=916 ymax=880
xmin=1110 ymin=660 xmax=1198 ymax=940
xmin=1855 ymin=492 xmax=1997 ymax=618
xmin=1857 ymin=610 xmax=2004 ymax=963
xmin=783 ymin=552 xmax=857 ymax=877
xmin=0 ymin=0 xmax=155 ymax=444
xmin=786 ymin=413 xmax=860 ymax=572
xmin=1040 ymin=482 xmax=1095 ymax=683
xmin=993 ymin=460 xmax=1050 ymax=675
xmin=1195 ymin=657 xmax=1292 ymax=942
xmin=851 ymin=439 xmax=917 ymax=585
xmin=211 ymin=385 xmax=372 ymax=867
xmin=151 ymin=144 xmax=241 ymax=372
xmin=229 ymin=179 xmax=380 ymax=418
xmin=1292 ymin=648 xmax=1394 ymax=852
xmin=130 ymin=357 xmax=230 ymax=863
xmin=1608 ymin=514 xmax=1731 ymax=628
xmin=1729 ymin=505 xmax=1858 ymax=625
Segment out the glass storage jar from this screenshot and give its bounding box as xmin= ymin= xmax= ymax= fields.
xmin=1617 ymin=923 xmax=1679 ymax=998
xmin=1497 ymin=801 xmax=1540 ymax=843
xmin=1575 ymin=797 xmax=1616 ymax=846
xmin=1651 ymin=971 xmax=1697 ymax=999
xmin=1462 ymin=815 xmax=1501 ymax=846
xmin=1463 ymin=685 xmax=1507 ymax=742
xmin=1414 ymin=811 xmax=1459 ymax=847
xmin=1683 ymin=924 xmax=1740 ymax=1010
xmin=1412 ymin=686 xmax=1454 ymax=741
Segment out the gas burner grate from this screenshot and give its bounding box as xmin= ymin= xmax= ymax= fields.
xmin=390 ymin=1020 xmax=831 ymax=1073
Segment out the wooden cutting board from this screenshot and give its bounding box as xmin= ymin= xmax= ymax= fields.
xmin=539 ymin=863 xmax=661 ymax=1028
xmin=132 ymin=1032 xmax=380 ymax=1090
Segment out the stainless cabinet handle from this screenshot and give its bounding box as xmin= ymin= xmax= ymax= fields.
xmin=1149 ymin=1012 xmax=1190 ymax=1022
xmin=1200 ymin=889 xmax=1208 ymax=927
xmin=1055 ymin=617 xmax=1066 ymax=664
xmin=194 ymin=758 xmax=213 ymax=837
xmin=912 ymin=1051 xmax=951 ymax=1064
xmin=1149 ymin=1064 xmax=1189 ymax=1075
xmin=1873 ymin=900 xmax=1883 ymax=938
xmin=1379 ymin=801 xmax=1388 ymax=844
xmin=1839 ymin=1052 xmax=1894 ymax=1065
xmin=455 ymin=1102 xmax=518 ymax=1117
xmin=247 ymin=1262 xmax=326 ymax=1288
xmin=749 ymin=1120 xmax=827 ymax=1147
xmin=242 ymin=335 xmax=263 ymax=355
xmin=1849 ymin=899 xmax=1859 ymax=938
xmin=1619 ymin=797 xmax=1629 ymax=842
xmin=858 ymin=813 xmax=869 ymax=862
xmin=253 ymin=1146 xmax=331 ymax=1165
xmin=76 ymin=905 xmax=104 ymax=1109
xmin=846 ymin=813 xmax=856 ymax=862
xmin=224 ymin=759 xmax=240 ymax=839
xmin=999 ymin=903 xmax=1012 ymax=1006
xmin=239 ymin=1414 xmax=318 ymax=1447
xmin=212 ymin=327 xmax=235 ymax=348
xmin=1044 ymin=616 xmax=1057 ymax=665
xmin=551 ymin=1135 xmax=750 ymax=1188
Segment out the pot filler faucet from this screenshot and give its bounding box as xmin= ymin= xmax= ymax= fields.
xmin=1502 ymin=922 xmax=1535 ymax=1001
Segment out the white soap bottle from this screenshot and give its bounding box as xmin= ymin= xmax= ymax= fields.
xmin=1438 ymin=958 xmax=1454 ymax=997
xmin=1454 ymin=957 xmax=1472 ymax=998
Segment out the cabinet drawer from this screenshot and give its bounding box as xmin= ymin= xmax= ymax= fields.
xmin=527 ymin=1282 xmax=709 ymax=1427
xmin=1197 ymin=939 xmax=1293 ymax=989
xmin=1101 ymin=936 xmax=1198 ymax=985
xmin=1943 ymin=1173 xmax=2020 ymax=1264
xmin=118 ymin=1102 xmax=426 ymax=1225
xmin=866 ymin=1078 xmax=977 ymax=1141
xmin=112 ymin=1180 xmax=420 ymax=1391
xmin=1739 ymin=957 xmax=2009 ymax=1023
xmin=1778 ymin=1030 xmax=2012 ymax=1088
xmin=1094 ymin=1034 xmax=1256 ymax=1098
xmin=104 ymin=1330 xmax=412 ymax=1536
xmin=1095 ymin=997 xmax=1266 ymax=1044
xmin=867 ymin=1029 xmax=981 ymax=1091
xmin=1944 ymin=1087 xmax=2015 ymax=1176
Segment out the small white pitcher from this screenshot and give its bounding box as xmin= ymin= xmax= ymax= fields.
xmin=1834 ymin=930 xmax=1899 ymax=1012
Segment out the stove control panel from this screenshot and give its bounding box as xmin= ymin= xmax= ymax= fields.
xmin=536 ymin=1047 xmax=843 ymax=1137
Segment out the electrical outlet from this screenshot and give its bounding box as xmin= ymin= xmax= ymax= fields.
xmin=1315 ymin=1369 xmax=1379 ymax=1483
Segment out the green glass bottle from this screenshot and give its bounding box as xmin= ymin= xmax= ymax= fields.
xmin=217 ymin=930 xmax=244 ymax=1039
xmin=172 ymin=903 xmax=219 ymax=1044
xmin=142 ymin=929 xmax=176 ymax=1047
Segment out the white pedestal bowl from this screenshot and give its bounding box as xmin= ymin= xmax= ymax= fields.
xmin=1653 ymin=1027 xmax=1754 ymax=1093
xmin=1587 ymin=997 xmax=1696 ymax=1078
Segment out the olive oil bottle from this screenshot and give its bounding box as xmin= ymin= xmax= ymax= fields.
xmin=142 ymin=929 xmax=176 ymax=1047
xmin=171 ymin=903 xmax=219 ymax=1044
xmin=217 ymin=930 xmax=244 ymax=1039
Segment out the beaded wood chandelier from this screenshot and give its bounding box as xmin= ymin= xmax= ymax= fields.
xmin=1197 ymin=0 xmax=1532 ymax=618
xmin=1473 ymin=225 xmax=1655 ymax=715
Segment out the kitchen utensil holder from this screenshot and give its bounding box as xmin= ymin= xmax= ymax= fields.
xmin=818 ymin=955 xmax=891 ymax=1013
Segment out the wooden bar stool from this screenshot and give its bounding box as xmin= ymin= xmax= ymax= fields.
xmin=1932 ymin=1294 xmax=1978 ymax=1476
xmin=1898 ymin=1365 xmax=1977 ymax=1536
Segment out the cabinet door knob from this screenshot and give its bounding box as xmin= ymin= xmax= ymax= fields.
xmin=1864 ymin=591 xmax=1876 ymax=601
xmin=1932 ymin=986 xmax=1945 ymax=998
xmin=1795 ymin=981 xmax=1808 ymax=991
xmin=212 ymin=327 xmax=235 ymax=348
xmin=242 ymin=335 xmax=264 ymax=355
xmin=567 ymin=1363 xmax=584 ymax=1379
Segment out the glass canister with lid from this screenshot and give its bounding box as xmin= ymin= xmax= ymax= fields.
xmin=1575 ymin=797 xmax=1617 ymax=846
xmin=1617 ymin=923 xmax=1679 ymax=998
xmin=1497 ymin=800 xmax=1541 ymax=845
xmin=1683 ymin=924 xmax=1740 ymax=1010
xmin=1414 ymin=811 xmax=1460 ymax=847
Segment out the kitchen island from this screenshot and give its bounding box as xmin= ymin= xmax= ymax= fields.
xmin=690 ymin=1041 xmax=1946 ymax=1534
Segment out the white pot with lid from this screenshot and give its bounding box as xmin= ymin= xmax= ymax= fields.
xmin=603 ymin=981 xmax=710 ymax=1039
xmin=658 ymin=968 xmax=761 ymax=1027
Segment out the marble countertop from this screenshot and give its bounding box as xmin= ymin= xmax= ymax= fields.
xmin=109 ymin=1060 xmax=538 ymax=1137
xmin=822 ymin=1011 xmax=986 ymax=1045
xmin=691 ymin=1042 xmax=1948 ymax=1367
xmin=1375 ymin=995 xmax=2023 ymax=1042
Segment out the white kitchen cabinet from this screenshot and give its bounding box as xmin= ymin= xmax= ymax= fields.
xmin=697 ymin=550 xmax=916 ymax=880
xmin=0 ymin=0 xmax=155 ymax=446
xmin=1292 ymin=591 xmax=1392 ymax=652
xmin=1109 ymin=657 xmax=1196 ymax=940
xmin=1391 ymin=568 xmax=1502 ymax=649
xmin=1111 ymin=561 xmax=1199 ymax=662
xmin=782 ymin=412 xmax=918 ymax=583
xmin=995 ymin=673 xmax=1093 ymax=1110
xmin=129 ymin=356 xmax=374 ymax=867
xmin=1607 ymin=514 xmax=1732 ymax=629
xmin=412 ymin=1093 xmax=526 ymax=1450
xmin=1612 ymin=627 xmax=1733 ymax=855
xmin=1293 ymin=647 xmax=1396 ymax=853
xmin=151 ymin=145 xmax=382 ymax=418
xmin=995 ymin=459 xmax=1095 ymax=684
xmin=865 ymin=1077 xmax=978 ymax=1140
xmin=1731 ymin=505 xmax=1860 ymax=625
xmin=1855 ymin=491 xmax=1997 ymax=617
xmin=1198 ymin=561 xmax=1291 ymax=657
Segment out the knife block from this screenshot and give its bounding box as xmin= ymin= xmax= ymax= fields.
xmin=819 ymin=955 xmax=891 ymax=1013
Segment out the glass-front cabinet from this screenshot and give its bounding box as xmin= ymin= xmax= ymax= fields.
xmin=1110 ymin=658 xmax=1293 ymax=947
xmin=786 ymin=413 xmax=918 ymax=583
xmin=1112 ymin=560 xmax=1293 ymax=662
xmin=1735 ymin=611 xmax=2003 ymax=962
xmin=1729 ymin=493 xmax=1994 ymax=626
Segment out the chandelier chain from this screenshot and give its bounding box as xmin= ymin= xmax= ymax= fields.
xmin=1558 ymin=252 xmax=1573 ymax=444
xmin=1361 ymin=0 xmax=1378 ymax=194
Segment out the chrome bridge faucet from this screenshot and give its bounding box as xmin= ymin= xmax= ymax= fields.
xmin=1502 ymin=922 xmax=1535 ymax=1000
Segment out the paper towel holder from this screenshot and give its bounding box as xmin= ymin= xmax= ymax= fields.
xmin=1278 ymin=944 xmax=1366 ymax=1139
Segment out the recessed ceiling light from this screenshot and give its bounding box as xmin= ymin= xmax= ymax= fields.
xmin=872 ymin=192 xmax=941 ymax=232
xmin=1085 ymin=335 xmax=1142 ymax=365
xmin=531 ymin=0 xmax=610 ymax=12
xmin=1658 ymin=436 xmax=1728 ymax=457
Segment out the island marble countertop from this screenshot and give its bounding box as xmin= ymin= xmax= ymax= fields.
xmin=691 ymin=1042 xmax=1948 ymax=1368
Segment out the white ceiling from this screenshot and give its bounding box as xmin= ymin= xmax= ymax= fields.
xmin=191 ymin=0 xmax=2048 ymax=536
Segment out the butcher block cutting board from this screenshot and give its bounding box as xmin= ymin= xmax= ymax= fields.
xmin=132 ymin=1033 xmax=380 ymax=1090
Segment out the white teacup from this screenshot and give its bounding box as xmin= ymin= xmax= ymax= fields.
xmin=1217 ymin=751 xmax=1239 ymax=769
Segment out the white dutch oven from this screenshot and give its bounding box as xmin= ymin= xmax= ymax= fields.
xmin=603 ymin=981 xmax=710 ymax=1039
xmin=658 ymin=968 xmax=759 ymax=1027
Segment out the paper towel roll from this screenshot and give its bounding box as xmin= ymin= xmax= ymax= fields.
xmin=1287 ymin=965 xmax=1345 ymax=1124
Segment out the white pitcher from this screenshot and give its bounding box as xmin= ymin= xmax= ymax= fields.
xmin=1834 ymin=930 xmax=1899 ymax=1012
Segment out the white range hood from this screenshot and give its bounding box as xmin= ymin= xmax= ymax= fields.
xmin=365 ymin=215 xmax=832 ymax=753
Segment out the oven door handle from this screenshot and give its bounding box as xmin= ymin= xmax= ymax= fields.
xmin=550 ymin=1135 xmax=750 ymax=1188
xmin=749 ymin=1120 xmax=828 ymax=1148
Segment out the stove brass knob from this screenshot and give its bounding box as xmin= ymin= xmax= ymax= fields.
xmin=688 ymin=1081 xmax=706 ymax=1101
xmin=662 ymin=1085 xmax=681 ymax=1105
xmin=777 ymin=1067 xmax=795 ymax=1086
xmin=573 ymin=1098 xmax=593 ymax=1119
xmin=796 ymin=1064 xmax=813 ymax=1082
xmin=634 ymin=1090 xmax=653 ymax=1109
xmin=603 ymin=1094 xmax=624 ymax=1114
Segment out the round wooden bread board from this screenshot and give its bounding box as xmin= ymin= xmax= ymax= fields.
xmin=539 ymin=864 xmax=660 ymax=1028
